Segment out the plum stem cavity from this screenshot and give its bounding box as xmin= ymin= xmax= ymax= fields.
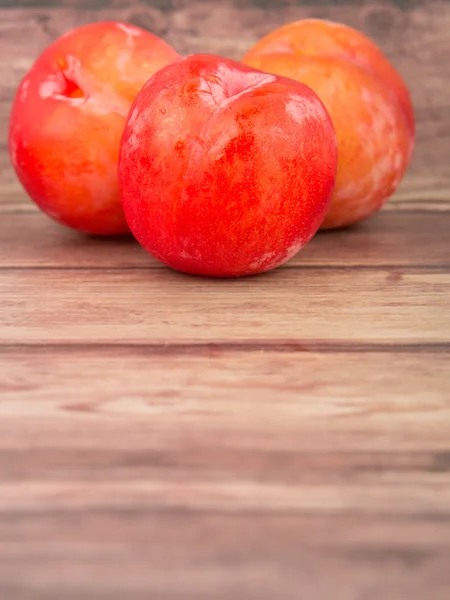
xmin=39 ymin=55 xmax=87 ymax=106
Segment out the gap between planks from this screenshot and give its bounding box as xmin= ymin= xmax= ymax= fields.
xmin=0 ymin=340 xmax=449 ymax=353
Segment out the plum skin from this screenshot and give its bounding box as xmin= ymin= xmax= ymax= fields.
xmin=119 ymin=54 xmax=338 ymax=277
xmin=8 ymin=21 xmax=180 ymax=236
xmin=243 ymin=19 xmax=415 ymax=230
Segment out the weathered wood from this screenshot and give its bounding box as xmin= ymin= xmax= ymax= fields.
xmin=2 ymin=349 xmax=449 ymax=446
xmin=1 ymin=347 xmax=450 ymax=599
xmin=0 ymin=512 xmax=448 ymax=600
xmin=1 ymin=267 xmax=449 ymax=345
xmin=0 ymin=209 xmax=448 ymax=269
xmin=1 ymin=2 xmax=450 ymax=599
xmin=1 ymin=1 xmax=450 ymax=203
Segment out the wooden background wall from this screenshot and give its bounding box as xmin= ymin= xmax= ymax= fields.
xmin=0 ymin=0 xmax=449 ymax=211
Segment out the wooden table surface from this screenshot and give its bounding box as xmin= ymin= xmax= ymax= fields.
xmin=1 ymin=1 xmax=450 ymax=599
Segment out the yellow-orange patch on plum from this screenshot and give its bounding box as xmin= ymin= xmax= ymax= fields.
xmin=243 ymin=19 xmax=415 ymax=230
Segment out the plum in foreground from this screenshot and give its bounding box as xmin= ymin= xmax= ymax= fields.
xmin=119 ymin=54 xmax=338 ymax=277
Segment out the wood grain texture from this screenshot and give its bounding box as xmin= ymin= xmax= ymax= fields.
xmin=2 ymin=350 xmax=449 ymax=450
xmin=1 ymin=349 xmax=450 ymax=599
xmin=2 ymin=267 xmax=450 ymax=345
xmin=1 ymin=2 xmax=450 ymax=599
xmin=1 ymin=512 xmax=449 ymax=600
xmin=1 ymin=208 xmax=449 ymax=269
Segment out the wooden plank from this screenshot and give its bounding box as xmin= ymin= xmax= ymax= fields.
xmin=1 ymin=348 xmax=449 ymax=599
xmin=0 ymin=514 xmax=448 ymax=600
xmin=1 ymin=268 xmax=449 ymax=345
xmin=0 ymin=1 xmax=450 ymax=204
xmin=1 ymin=349 xmax=449 ymax=451
xmin=0 ymin=209 xmax=448 ymax=269
xmin=0 ymin=514 xmax=449 ymax=600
